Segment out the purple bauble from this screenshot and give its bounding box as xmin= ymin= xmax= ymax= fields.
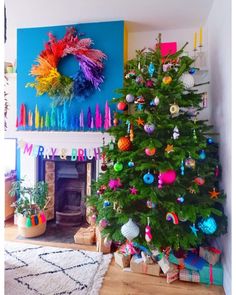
xmin=144 ymin=123 xmax=155 ymax=134
xmin=146 ymin=80 xmax=154 ymax=88
xmin=126 ymin=94 xmax=135 ymax=103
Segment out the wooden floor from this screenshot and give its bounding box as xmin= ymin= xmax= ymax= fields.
xmin=4 ymin=219 xmax=225 ymax=295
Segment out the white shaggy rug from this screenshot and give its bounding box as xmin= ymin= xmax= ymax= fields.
xmin=5 ymin=242 xmax=112 ymax=295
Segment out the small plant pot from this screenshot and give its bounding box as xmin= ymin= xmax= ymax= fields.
xmin=17 ymin=213 xmax=47 ymax=238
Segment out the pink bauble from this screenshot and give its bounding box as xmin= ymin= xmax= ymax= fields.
xmin=145 ymin=147 xmax=156 ymax=156
xmin=160 ymin=170 xmax=177 ymax=184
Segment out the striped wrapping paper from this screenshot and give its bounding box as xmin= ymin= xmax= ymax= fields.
xmin=179 ymin=269 xmax=200 ymax=283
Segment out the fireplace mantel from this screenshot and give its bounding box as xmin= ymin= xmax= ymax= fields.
xmin=18 ymin=131 xmax=112 ymax=186
xmin=16 ymin=131 xmax=112 ymax=150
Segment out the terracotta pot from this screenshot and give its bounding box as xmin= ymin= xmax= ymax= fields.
xmin=17 ymin=213 xmax=47 ymax=238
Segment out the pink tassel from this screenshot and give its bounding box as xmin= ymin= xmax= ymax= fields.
xmin=40 ymin=212 xmax=46 ymax=223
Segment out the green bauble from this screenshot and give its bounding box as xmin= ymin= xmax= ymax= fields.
xmin=114 ymin=162 xmax=123 ymax=172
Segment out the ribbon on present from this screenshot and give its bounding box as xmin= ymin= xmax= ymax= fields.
xmin=119 ymin=241 xmax=138 ymax=256
xmin=209 ymin=264 xmax=214 ymax=284
xmin=207 ymin=247 xmax=222 ymax=254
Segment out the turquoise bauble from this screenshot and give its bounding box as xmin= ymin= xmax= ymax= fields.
xmin=198 ymin=216 xmax=217 ymax=234
xmin=143 ymin=172 xmax=154 ymax=184
xmin=199 ymin=150 xmax=206 ymax=160
xmin=128 ymin=161 xmax=135 ymax=167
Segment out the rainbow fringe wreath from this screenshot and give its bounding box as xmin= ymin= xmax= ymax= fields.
xmin=26 ymin=27 xmax=106 ymax=105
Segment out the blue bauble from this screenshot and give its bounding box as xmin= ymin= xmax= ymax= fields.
xmin=143 ymin=172 xmax=154 ymax=184
xmin=198 ymin=216 xmax=217 ymax=234
xmin=128 ymin=161 xmax=135 ymax=167
xmin=207 ymin=138 xmax=214 ymax=144
xmin=189 ymin=68 xmax=196 ymax=74
xmin=103 ymin=200 xmax=111 ymax=208
xmin=199 ymin=150 xmax=206 ymax=160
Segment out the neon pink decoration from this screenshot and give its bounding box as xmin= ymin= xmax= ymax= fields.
xmin=159 ymin=42 xmax=177 ymax=57
xmin=40 ymin=212 xmax=46 ymax=223
xmin=159 ymin=170 xmax=177 ymax=184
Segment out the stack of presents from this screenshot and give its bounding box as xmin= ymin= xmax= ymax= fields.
xmin=73 ymin=208 xmax=222 ymax=286
xmin=114 ymin=242 xmax=223 ymax=286
xmin=73 ymin=207 xmax=111 ymax=254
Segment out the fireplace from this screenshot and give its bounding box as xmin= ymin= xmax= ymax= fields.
xmin=38 ymin=156 xmax=96 ymax=226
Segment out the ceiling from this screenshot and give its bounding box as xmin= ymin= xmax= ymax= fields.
xmin=5 ymin=0 xmax=214 ymax=32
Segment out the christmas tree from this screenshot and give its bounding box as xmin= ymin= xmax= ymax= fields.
xmin=87 ymin=37 xmax=227 ymax=251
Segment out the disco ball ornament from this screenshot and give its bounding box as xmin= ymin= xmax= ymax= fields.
xmin=185 ymin=157 xmax=196 ymax=169
xmin=114 ymin=162 xmax=123 ymax=172
xmin=198 ymin=216 xmax=217 ymax=234
xmin=121 ymin=218 xmax=140 ymax=241
xmin=154 ymin=96 xmax=160 ymax=106
xmin=145 ymin=147 xmax=156 ymax=156
xmin=144 ymin=123 xmax=155 ymax=134
xmin=179 ymin=73 xmax=195 ymax=89
xmin=159 ymin=170 xmax=177 ymax=185
xmin=146 ymin=200 xmax=156 ymax=208
xmin=128 ymin=161 xmax=135 ymax=167
xmin=117 ymin=101 xmax=128 ymax=111
xmin=126 ymin=94 xmax=135 ymax=103
xmin=118 ymin=136 xmax=132 ymax=151
xmin=143 ymin=172 xmax=155 ymax=184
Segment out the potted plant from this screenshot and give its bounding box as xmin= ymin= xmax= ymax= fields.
xmin=9 ymin=179 xmax=49 ymax=238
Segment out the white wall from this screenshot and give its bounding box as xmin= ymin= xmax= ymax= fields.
xmin=207 ymin=1 xmax=231 ymax=294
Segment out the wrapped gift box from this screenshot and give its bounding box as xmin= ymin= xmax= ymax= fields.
xmin=130 ymin=256 xmax=160 ymax=277
xmin=114 ymin=251 xmax=131 ymax=268
xmin=74 ymin=226 xmax=96 ymax=245
xmin=95 ymin=226 xmax=111 ymax=254
xmin=184 ymin=252 xmax=207 ymax=271
xmin=151 ymin=249 xmax=170 ymax=274
xmin=168 ymin=252 xmax=185 ymax=268
xmin=179 ymin=269 xmax=200 ymax=283
xmin=199 ymin=262 xmax=223 ymax=286
xmin=167 ymin=270 xmax=179 ymax=283
xmin=199 ymin=246 xmax=221 ymax=265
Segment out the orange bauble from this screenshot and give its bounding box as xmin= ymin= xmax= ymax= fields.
xmin=118 ymin=136 xmax=132 ymax=151
xmin=162 ymin=76 xmax=172 ymax=85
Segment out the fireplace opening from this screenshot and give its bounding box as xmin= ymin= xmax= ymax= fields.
xmin=38 ymin=156 xmax=96 ymax=227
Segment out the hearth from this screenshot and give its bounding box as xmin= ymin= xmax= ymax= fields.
xmin=38 ymin=156 xmax=96 ymax=226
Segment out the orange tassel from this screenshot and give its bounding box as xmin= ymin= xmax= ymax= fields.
xmin=31 ymin=215 xmax=36 ymax=226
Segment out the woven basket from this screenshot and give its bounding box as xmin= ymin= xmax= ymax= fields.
xmin=17 ymin=213 xmax=47 ymax=238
